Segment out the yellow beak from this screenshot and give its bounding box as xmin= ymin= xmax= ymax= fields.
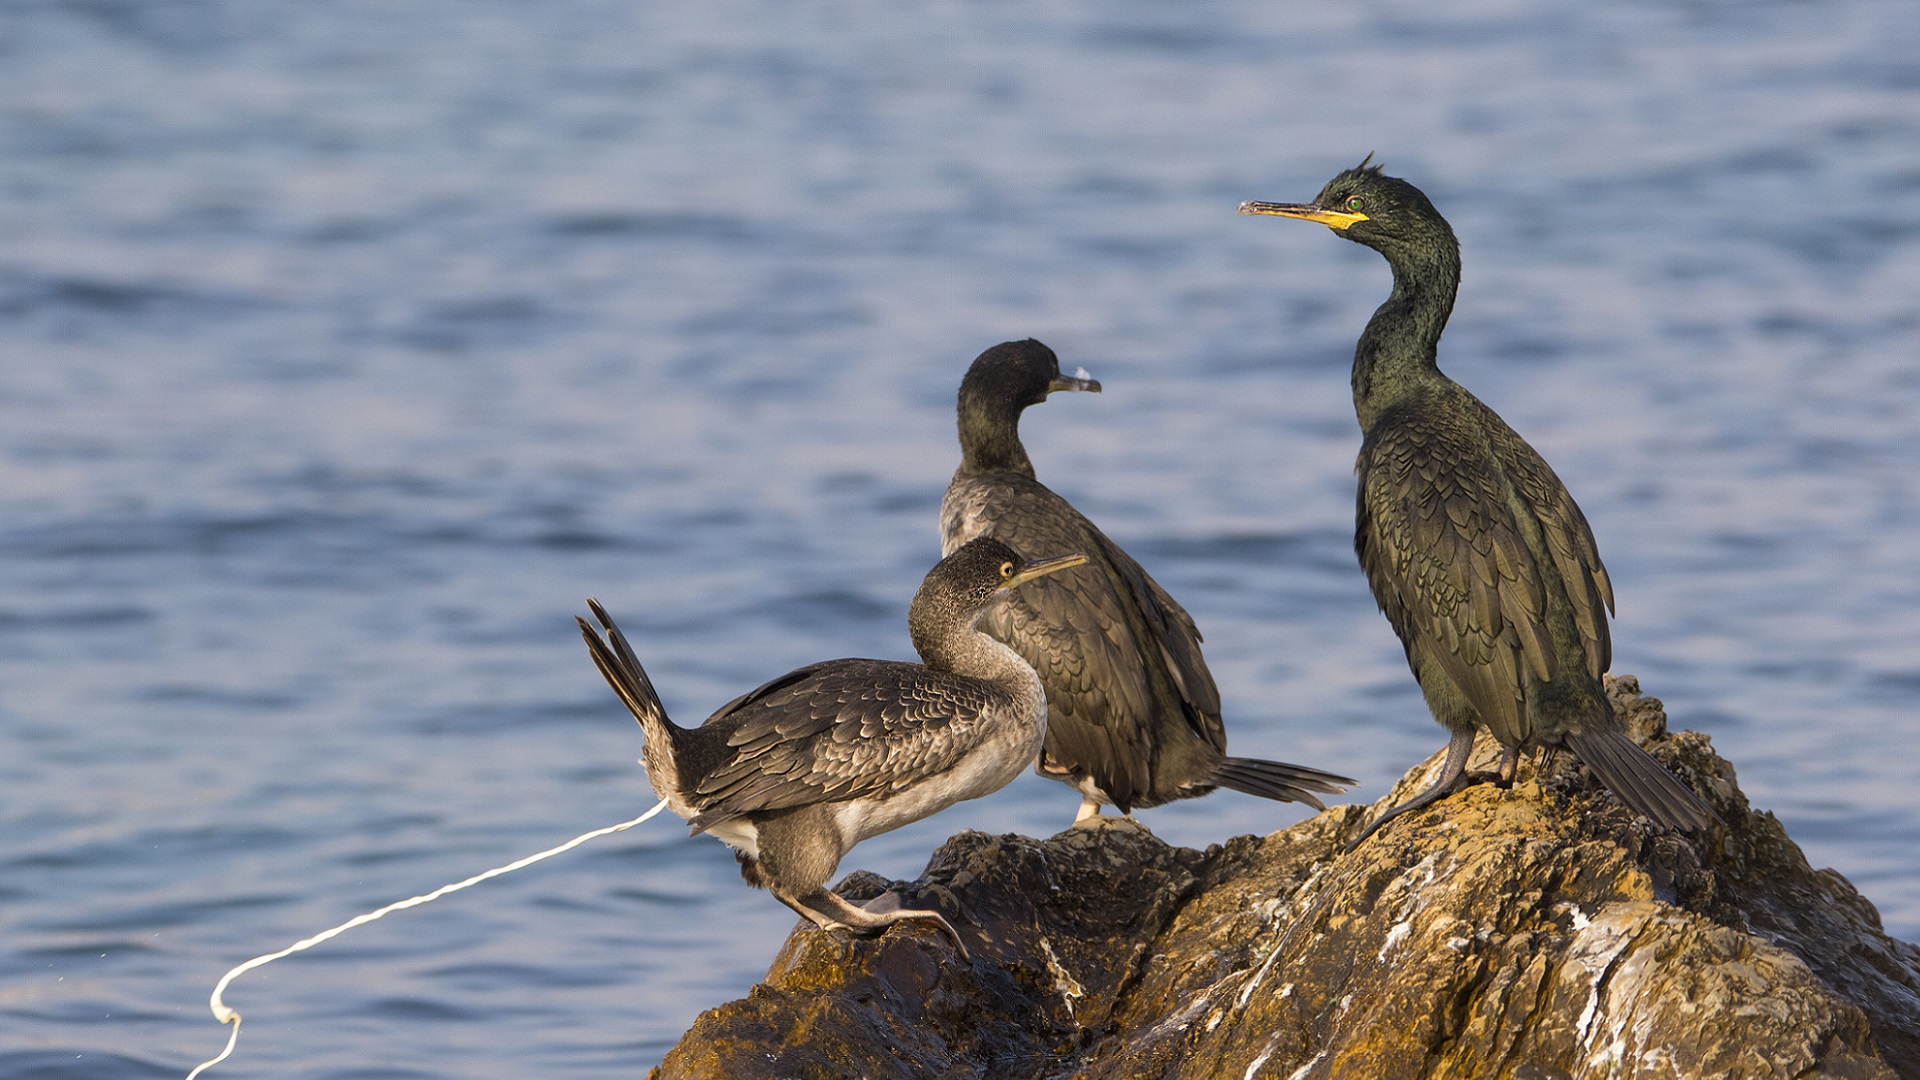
xmin=1001 ymin=552 xmax=1089 ymax=590
xmin=1238 ymin=200 xmax=1369 ymax=231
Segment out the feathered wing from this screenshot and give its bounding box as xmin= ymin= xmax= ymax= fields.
xmin=1356 ymin=397 xmax=1559 ymax=746
xmin=1132 ymin=559 xmax=1223 ymax=742
xmin=942 ymin=473 xmax=1221 ymax=808
xmin=1500 ymin=422 xmax=1614 ymax=678
xmin=686 ymin=658 xmax=1006 ymax=832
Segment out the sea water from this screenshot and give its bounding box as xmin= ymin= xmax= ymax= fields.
xmin=3 ymin=1 xmax=1917 ymax=1075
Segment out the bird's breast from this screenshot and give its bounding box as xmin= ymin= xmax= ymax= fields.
xmin=835 ymin=694 xmax=1045 ymax=846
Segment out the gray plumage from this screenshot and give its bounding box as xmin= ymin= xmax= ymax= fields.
xmin=941 ymin=339 xmax=1352 ymax=822
xmin=578 ymin=536 xmax=1087 ymax=955
xmin=1242 ymin=163 xmax=1717 ymax=846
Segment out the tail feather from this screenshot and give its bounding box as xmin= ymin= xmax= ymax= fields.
xmin=1565 ymin=728 xmax=1717 ymax=832
xmin=577 ymin=599 xmax=673 ymax=738
xmin=1211 ymin=756 xmax=1355 ymax=812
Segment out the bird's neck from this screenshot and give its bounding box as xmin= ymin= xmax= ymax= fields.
xmin=1352 ymin=244 xmax=1461 ymax=429
xmin=956 ymin=399 xmax=1035 ymax=478
xmin=915 ymin=620 xmax=1043 ymax=697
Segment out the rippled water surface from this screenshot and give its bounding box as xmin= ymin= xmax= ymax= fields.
xmin=4 ymin=1 xmax=1918 ymax=1075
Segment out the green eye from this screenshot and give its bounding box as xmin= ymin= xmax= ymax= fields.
xmin=1346 ymin=196 xmax=1366 ymax=212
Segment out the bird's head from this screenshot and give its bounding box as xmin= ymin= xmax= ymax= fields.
xmin=959 ymin=339 xmax=1101 ymax=415
xmin=909 ymin=537 xmax=1087 ymax=663
xmin=1239 ymin=156 xmax=1454 ymax=260
xmin=919 ymin=537 xmax=1087 ymax=618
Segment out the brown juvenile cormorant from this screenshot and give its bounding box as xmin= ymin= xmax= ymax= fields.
xmin=577 ymin=537 xmax=1087 ymax=954
xmin=1240 ymin=162 xmax=1716 ymax=845
xmin=941 ymin=339 xmax=1352 ymax=823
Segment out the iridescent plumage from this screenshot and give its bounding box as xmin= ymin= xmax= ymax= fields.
xmin=1242 ymin=164 xmax=1717 ymax=845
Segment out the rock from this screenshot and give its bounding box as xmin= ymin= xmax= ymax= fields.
xmin=652 ymin=678 xmax=1920 ymax=1079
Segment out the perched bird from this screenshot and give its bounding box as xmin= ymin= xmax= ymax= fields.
xmin=941 ymin=339 xmax=1352 ymax=823
xmin=1240 ymin=161 xmax=1716 ymax=846
xmin=577 ymin=537 xmax=1087 ymax=955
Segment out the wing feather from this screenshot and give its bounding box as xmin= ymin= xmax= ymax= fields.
xmin=1358 ymin=388 xmax=1616 ymax=744
xmin=1359 ymin=401 xmax=1535 ymax=744
xmin=687 ymin=659 xmax=1008 ymax=831
xmin=941 ymin=471 xmax=1220 ymax=808
xmin=1504 ymin=428 xmax=1614 ymax=678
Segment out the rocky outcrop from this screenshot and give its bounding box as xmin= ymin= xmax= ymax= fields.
xmin=653 ymin=678 xmax=1920 ymax=1079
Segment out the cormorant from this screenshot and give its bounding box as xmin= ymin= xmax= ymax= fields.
xmin=1240 ymin=161 xmax=1716 ymax=845
xmin=941 ymin=339 xmax=1352 ymax=823
xmin=577 ymin=537 xmax=1087 ymax=955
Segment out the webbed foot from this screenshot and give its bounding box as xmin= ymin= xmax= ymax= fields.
xmin=1345 ymin=727 xmax=1479 ymax=853
xmin=785 ymin=887 xmax=971 ymax=961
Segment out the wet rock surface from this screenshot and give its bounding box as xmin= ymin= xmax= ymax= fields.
xmin=653 ymin=678 xmax=1920 ymax=1079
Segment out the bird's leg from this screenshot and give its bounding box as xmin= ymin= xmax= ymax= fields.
xmin=1039 ymin=758 xmax=1112 ymax=828
xmin=780 ymin=886 xmax=970 ymax=961
xmin=1464 ymin=743 xmax=1521 ymax=787
xmin=1495 ymin=744 xmax=1521 ymax=788
xmin=1070 ymin=795 xmax=1108 ymax=826
xmin=1346 ymin=726 xmax=1477 ymax=852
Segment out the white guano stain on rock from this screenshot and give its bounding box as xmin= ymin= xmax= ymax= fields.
xmin=1039 ymin=937 xmax=1084 ymax=1022
xmin=1377 ymin=919 xmax=1413 ymax=963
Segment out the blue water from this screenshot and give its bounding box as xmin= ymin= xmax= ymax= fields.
xmin=3 ymin=1 xmax=1917 ymax=1075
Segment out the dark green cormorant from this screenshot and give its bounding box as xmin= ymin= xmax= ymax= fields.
xmin=1239 ymin=162 xmax=1716 ymax=844
xmin=577 ymin=536 xmax=1088 ymax=954
xmin=941 ymin=339 xmax=1352 ymax=823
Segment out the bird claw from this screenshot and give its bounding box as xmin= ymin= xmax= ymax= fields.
xmin=904 ymin=909 xmax=970 ymax=961
xmin=1070 ymin=812 xmax=1143 ymax=832
xmin=799 ymin=889 xmax=972 ymax=961
xmin=826 ymin=905 xmax=969 ymax=962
